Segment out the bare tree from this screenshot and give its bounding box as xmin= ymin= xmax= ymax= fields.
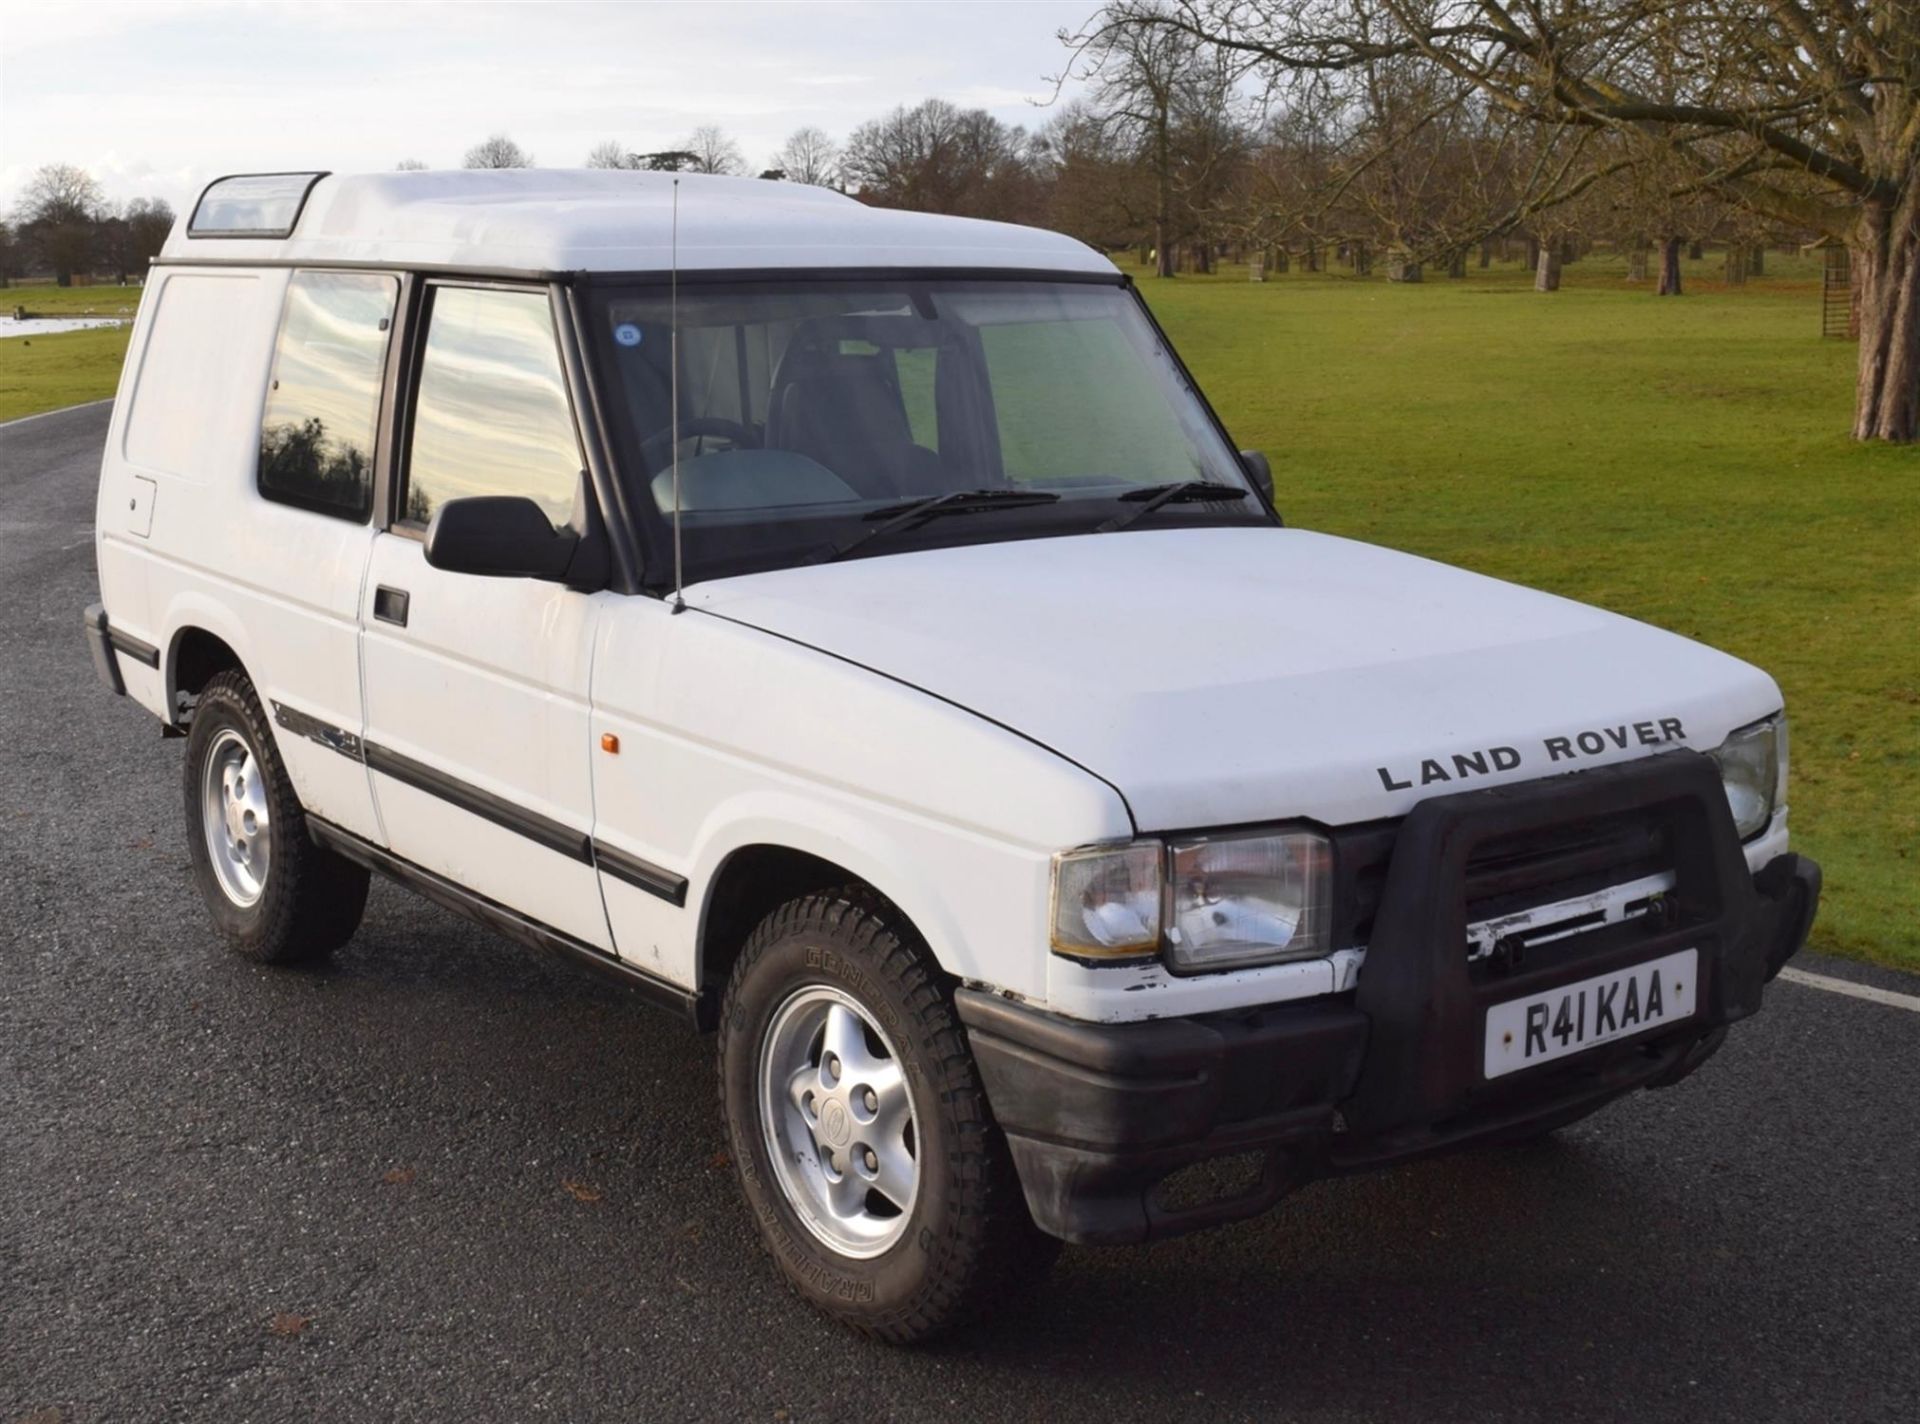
xmin=1087 ymin=1 xmax=1920 ymax=439
xmin=844 ymin=99 xmax=1039 ymax=221
xmin=394 ymin=158 xmax=429 ymax=172
xmin=585 ymin=140 xmax=641 ymax=170
xmin=462 ymin=134 xmax=533 ymax=169
xmin=99 ymin=197 xmax=174 ymax=283
xmin=633 ymin=150 xmax=700 ymax=172
xmin=1037 ymin=101 xmax=1155 ymax=251
xmin=13 ymin=162 xmax=105 ymax=285
xmin=775 ymin=127 xmax=841 ymax=186
xmin=1063 ymin=12 xmax=1199 ymax=275
xmin=681 ymin=126 xmax=746 ymax=176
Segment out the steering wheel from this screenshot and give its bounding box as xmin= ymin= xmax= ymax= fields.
xmin=640 ymin=415 xmax=758 ymax=468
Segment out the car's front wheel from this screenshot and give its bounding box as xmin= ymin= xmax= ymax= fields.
xmin=182 ymin=669 xmax=369 ymax=963
xmin=717 ymin=887 xmax=1056 ymax=1342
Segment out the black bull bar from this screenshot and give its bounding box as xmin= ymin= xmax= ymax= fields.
xmin=958 ymin=750 xmax=1822 ymax=1244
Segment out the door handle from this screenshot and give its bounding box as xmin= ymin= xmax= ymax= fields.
xmin=374 ymin=585 xmax=410 ymax=627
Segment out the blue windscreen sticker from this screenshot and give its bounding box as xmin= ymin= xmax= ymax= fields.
xmin=614 ymin=322 xmax=643 ymax=348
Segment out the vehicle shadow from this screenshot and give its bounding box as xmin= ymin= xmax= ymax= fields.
xmin=928 ymin=1133 xmax=1811 ymax=1419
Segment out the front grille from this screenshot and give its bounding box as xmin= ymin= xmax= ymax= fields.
xmin=1330 ymin=806 xmax=1677 ymax=953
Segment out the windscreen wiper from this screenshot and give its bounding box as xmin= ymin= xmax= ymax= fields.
xmin=1094 ymin=481 xmax=1250 ymax=534
xmin=815 ymin=488 xmax=1060 ymax=564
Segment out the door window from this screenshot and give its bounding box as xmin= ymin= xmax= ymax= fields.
xmin=403 ymin=286 xmax=582 ymax=529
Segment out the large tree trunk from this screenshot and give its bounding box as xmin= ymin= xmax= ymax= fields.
xmin=1535 ymin=248 xmax=1562 ymax=291
xmin=1852 ymin=198 xmax=1920 ymax=442
xmin=1658 ymin=238 xmax=1684 ymax=296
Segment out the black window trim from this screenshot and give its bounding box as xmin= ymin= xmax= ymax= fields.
xmin=187 ymin=171 xmax=329 ymax=240
xmin=254 ymin=267 xmax=403 ymax=525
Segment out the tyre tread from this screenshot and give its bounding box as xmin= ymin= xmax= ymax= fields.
xmin=184 ymin=670 xmax=368 ymax=964
xmin=718 ymin=884 xmax=1055 ymax=1343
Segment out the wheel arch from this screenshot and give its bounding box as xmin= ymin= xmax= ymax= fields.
xmin=169 ymin=626 xmax=248 ymax=717
xmin=160 ymin=595 xmax=259 ymax=725
xmin=697 ymin=843 xmax=911 ymax=1007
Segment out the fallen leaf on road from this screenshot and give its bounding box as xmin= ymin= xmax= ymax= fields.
xmin=383 ymin=1167 xmax=416 ymax=1186
xmin=561 ymin=1177 xmax=603 ymax=1203
xmin=267 ymin=1312 xmax=310 ymax=1337
xmin=708 ymin=1149 xmax=730 ymax=1170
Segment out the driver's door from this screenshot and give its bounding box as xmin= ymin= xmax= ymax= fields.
xmin=359 ymin=281 xmax=613 ymax=950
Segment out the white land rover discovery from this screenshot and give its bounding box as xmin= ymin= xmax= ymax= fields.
xmin=87 ymin=170 xmax=1820 ymax=1342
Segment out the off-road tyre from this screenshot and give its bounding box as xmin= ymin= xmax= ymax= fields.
xmin=717 ymin=886 xmax=1059 ymax=1343
xmin=182 ymin=670 xmax=369 ymax=963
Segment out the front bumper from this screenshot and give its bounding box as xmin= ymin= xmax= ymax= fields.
xmin=958 ymin=752 xmax=1821 ymax=1245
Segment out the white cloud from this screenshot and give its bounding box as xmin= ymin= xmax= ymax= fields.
xmin=0 ymin=0 xmax=1094 ymax=211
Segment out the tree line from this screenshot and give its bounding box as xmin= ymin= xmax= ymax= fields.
xmin=1048 ymin=2 xmax=1916 ymax=443
xmin=438 ymin=5 xmax=1913 ymax=441
xmin=4 ymin=163 xmax=174 ymax=289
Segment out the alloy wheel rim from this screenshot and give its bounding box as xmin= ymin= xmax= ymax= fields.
xmin=758 ymin=984 xmax=919 ymax=1259
xmin=200 ymin=728 xmax=270 ymax=907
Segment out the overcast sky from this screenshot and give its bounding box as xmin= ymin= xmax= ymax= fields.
xmin=0 ymin=0 xmax=1098 ymax=215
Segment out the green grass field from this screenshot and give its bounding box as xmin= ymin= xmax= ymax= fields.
xmin=0 ymin=283 xmax=142 ymax=421
xmin=3 ymin=265 xmax=1914 ymax=969
xmin=4 ymin=281 xmax=145 ymax=316
xmin=0 ymin=326 xmax=133 ymax=421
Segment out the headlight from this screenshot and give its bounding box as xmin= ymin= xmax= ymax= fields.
xmin=1049 ymin=829 xmax=1333 ymax=971
xmin=1166 ymin=830 xmax=1332 ymax=972
xmin=1709 ymin=714 xmax=1784 ymax=840
xmin=1050 ymin=841 xmax=1164 ymax=958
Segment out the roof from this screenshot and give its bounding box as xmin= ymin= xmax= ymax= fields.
xmin=160 ymin=169 xmax=1118 ymax=277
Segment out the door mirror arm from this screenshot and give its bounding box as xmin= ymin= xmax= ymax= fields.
xmin=424 ymin=496 xmax=579 ymax=581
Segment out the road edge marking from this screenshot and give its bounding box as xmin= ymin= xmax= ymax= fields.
xmin=0 ymin=397 xmax=113 ymax=431
xmin=1777 ymin=966 xmax=1920 ymax=1014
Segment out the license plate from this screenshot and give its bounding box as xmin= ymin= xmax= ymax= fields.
xmin=1483 ymin=949 xmax=1698 ymax=1079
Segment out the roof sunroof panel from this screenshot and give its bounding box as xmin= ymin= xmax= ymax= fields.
xmin=188 ymin=172 xmax=328 ymax=239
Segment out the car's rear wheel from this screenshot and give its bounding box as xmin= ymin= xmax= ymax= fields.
xmin=717 ymin=886 xmax=1057 ymax=1342
xmin=182 ymin=670 xmax=369 ymax=963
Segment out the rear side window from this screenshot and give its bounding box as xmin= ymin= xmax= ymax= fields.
xmin=402 ymin=286 xmax=581 ymax=530
xmin=257 ymin=272 xmax=399 ymax=520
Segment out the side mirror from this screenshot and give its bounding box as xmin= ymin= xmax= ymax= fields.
xmin=1239 ymin=449 xmax=1275 ymax=505
xmin=424 ymin=496 xmax=579 ymax=580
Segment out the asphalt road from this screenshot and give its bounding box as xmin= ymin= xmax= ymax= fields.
xmin=4 ymin=401 xmax=1917 ymax=1424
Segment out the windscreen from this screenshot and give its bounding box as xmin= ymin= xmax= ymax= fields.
xmin=588 ymin=279 xmax=1263 ymax=585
